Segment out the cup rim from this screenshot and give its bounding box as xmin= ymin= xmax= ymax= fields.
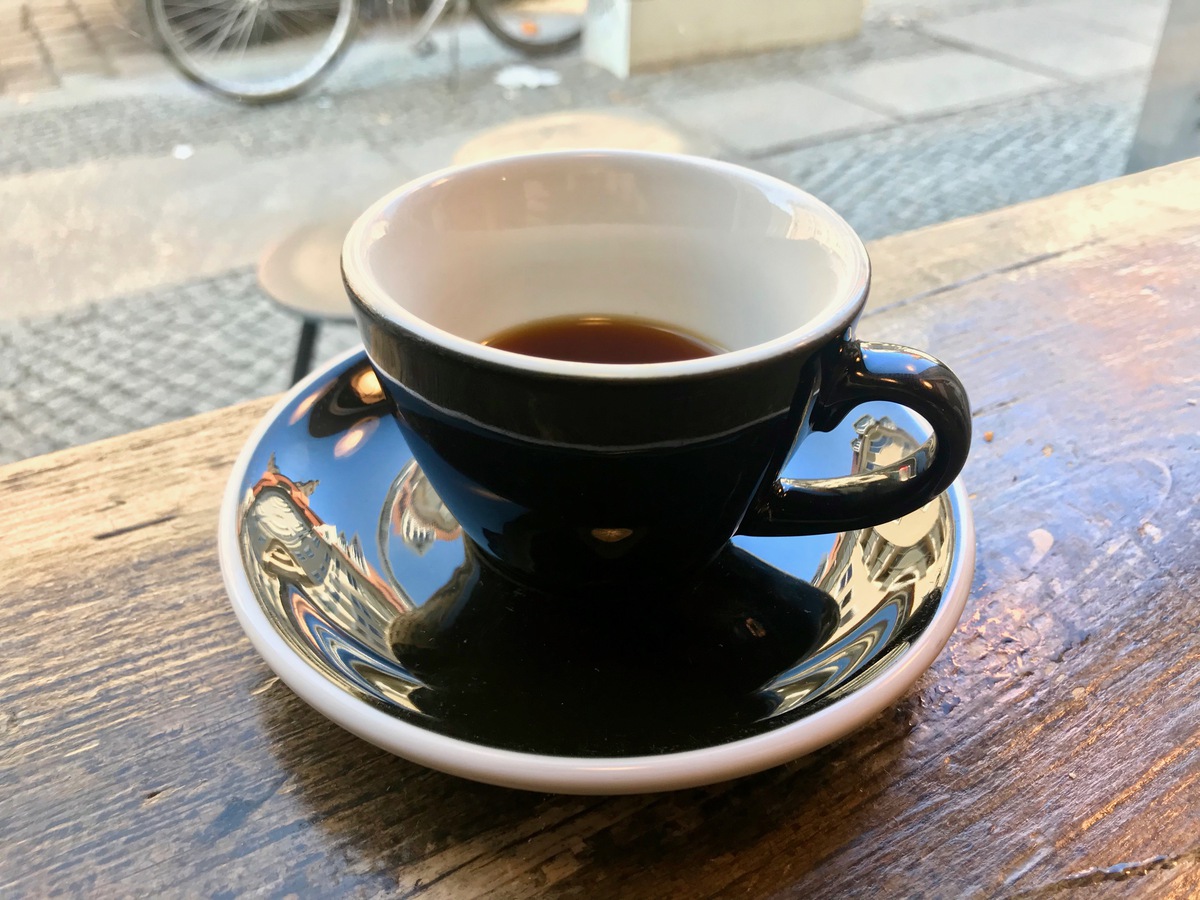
xmin=342 ymin=150 xmax=870 ymax=380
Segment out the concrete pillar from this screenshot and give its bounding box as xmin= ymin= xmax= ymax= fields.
xmin=1127 ymin=0 xmax=1200 ymax=172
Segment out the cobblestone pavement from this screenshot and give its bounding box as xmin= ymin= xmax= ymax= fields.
xmin=0 ymin=0 xmax=146 ymax=95
xmin=0 ymin=0 xmax=1166 ymax=463
xmin=0 ymin=269 xmax=363 ymax=461
xmin=758 ymin=78 xmax=1144 ymax=239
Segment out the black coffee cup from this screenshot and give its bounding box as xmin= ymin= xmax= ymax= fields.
xmin=343 ymin=151 xmax=970 ymax=590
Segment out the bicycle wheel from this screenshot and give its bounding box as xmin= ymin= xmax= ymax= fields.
xmin=148 ymin=0 xmax=357 ymax=103
xmin=470 ymin=0 xmax=583 ymax=57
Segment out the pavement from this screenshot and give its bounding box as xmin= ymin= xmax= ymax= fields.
xmin=0 ymin=0 xmax=1170 ymax=463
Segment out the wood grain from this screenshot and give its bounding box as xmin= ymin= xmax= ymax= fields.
xmin=2 ymin=161 xmax=1199 ymax=899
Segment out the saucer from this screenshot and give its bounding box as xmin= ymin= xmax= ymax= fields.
xmin=219 ymin=348 xmax=975 ymax=794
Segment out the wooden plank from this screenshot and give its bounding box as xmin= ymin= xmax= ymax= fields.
xmin=868 ymin=154 xmax=1200 ymax=308
xmin=2 ymin=160 xmax=1199 ymax=898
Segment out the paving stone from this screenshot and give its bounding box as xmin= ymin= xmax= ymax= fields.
xmin=389 ymin=131 xmax=474 ymax=176
xmin=0 ymin=33 xmax=40 ymax=50
xmin=635 ymin=21 xmax=946 ymax=105
xmin=656 ymin=80 xmax=892 ymax=156
xmin=40 ymin=32 xmax=92 ymax=46
xmin=818 ymin=49 xmax=1059 ymax=118
xmin=866 ymin=0 xmax=1032 ymax=23
xmin=1 ymin=63 xmax=47 ymax=81
xmin=757 ymin=79 xmax=1139 ymax=241
xmin=33 ymin=12 xmax=80 ymax=27
xmin=56 ymin=62 xmax=111 ymax=77
xmin=1 ymin=74 xmax=58 ymax=93
xmin=0 ymin=141 xmax=409 ymax=320
xmin=104 ymin=51 xmax=151 ymax=73
xmin=1039 ymin=0 xmax=1168 ymax=46
xmin=111 ymin=52 xmax=170 ymax=78
xmin=37 ymin=21 xmax=87 ymax=35
xmin=0 ymin=51 xmax=46 ymax=65
xmin=921 ymin=7 xmax=1157 ymax=79
xmin=0 ymin=270 xmax=359 ymax=463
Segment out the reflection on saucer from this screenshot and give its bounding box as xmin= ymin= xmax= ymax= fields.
xmin=389 ymin=459 xmax=461 ymax=556
xmin=304 ymin=363 xmax=393 ymax=439
xmin=239 ymin=455 xmax=423 ymax=711
xmin=764 ymin=415 xmax=953 ymax=716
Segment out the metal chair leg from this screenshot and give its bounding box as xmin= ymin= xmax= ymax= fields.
xmin=292 ymin=318 xmax=321 ymax=385
xmin=448 ymin=0 xmax=468 ymax=91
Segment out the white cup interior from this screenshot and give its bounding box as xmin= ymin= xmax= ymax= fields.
xmin=344 ymin=152 xmax=868 ymax=367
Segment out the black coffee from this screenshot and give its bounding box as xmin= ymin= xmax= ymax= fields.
xmin=483 ymin=315 xmax=722 ymax=364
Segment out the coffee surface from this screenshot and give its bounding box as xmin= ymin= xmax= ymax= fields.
xmin=482 ymin=315 xmax=722 ymax=364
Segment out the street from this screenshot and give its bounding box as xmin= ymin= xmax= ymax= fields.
xmin=0 ymin=0 xmax=1167 ymax=461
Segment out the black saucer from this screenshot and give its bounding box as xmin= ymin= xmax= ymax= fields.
xmin=222 ymin=349 xmax=972 ymax=789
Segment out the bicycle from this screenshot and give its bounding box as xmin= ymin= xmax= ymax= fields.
xmin=146 ymin=0 xmax=585 ymax=104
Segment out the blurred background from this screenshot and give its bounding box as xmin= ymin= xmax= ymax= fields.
xmin=0 ymin=0 xmax=1179 ymax=463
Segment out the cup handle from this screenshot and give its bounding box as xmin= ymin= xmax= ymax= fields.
xmin=738 ymin=339 xmax=972 ymax=537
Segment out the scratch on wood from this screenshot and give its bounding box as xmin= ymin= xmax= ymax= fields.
xmin=972 ymin=397 xmax=1022 ymax=418
xmin=868 ymin=242 xmax=1096 ymax=317
xmin=1010 ymin=847 xmax=1200 ymax=896
xmin=398 ymin=802 xmax=607 ymax=898
xmin=1079 ymin=742 xmax=1194 ymax=832
xmin=250 ymin=677 xmax=281 ymax=697
xmin=62 ymin=740 xmax=99 ymax=758
xmin=1003 ymin=846 xmax=1053 ymax=886
xmin=92 ymin=514 xmax=178 ymax=541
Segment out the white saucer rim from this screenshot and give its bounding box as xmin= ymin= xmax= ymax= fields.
xmin=218 ymin=346 xmax=975 ymax=795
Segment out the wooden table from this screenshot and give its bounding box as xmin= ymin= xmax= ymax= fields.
xmin=4 ymin=161 xmax=1199 ymax=898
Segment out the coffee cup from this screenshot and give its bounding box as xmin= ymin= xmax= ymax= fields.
xmin=343 ymin=151 xmax=970 ymax=590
